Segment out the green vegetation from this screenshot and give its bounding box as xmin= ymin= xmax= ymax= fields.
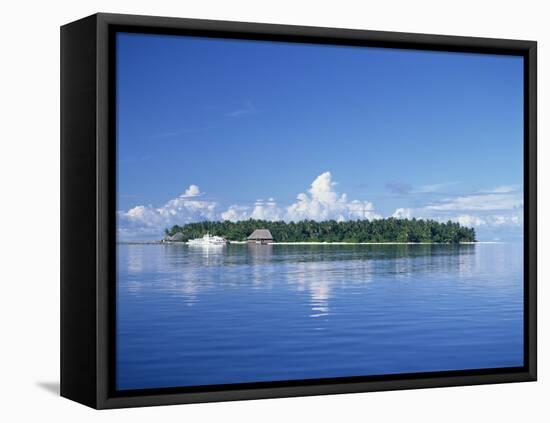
xmin=166 ymin=218 xmax=476 ymax=243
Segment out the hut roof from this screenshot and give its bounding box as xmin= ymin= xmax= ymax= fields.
xmin=247 ymin=229 xmax=273 ymax=240
xmin=171 ymin=232 xmax=185 ymax=241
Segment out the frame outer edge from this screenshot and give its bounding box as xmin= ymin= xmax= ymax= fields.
xmin=528 ymin=42 xmax=537 ymax=380
xmin=95 ymin=12 xmax=536 ymax=49
xmin=76 ymin=12 xmax=537 ymax=409
xmin=96 ymin=13 xmax=111 ymax=409
xmin=60 ymin=14 xmax=99 ymax=409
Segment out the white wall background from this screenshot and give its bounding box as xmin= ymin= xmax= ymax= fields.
xmin=0 ymin=0 xmax=546 ymax=421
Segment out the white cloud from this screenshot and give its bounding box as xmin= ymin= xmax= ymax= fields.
xmin=220 ymin=205 xmax=250 ymax=222
xmin=286 ymin=172 xmax=380 ymax=222
xmin=456 ymin=214 xmax=486 ymax=227
xmin=387 ymin=184 xmax=524 ymax=231
xmin=118 ymin=184 xmax=217 ymax=240
xmin=183 ymin=184 xmax=201 ymax=197
xmin=413 ymin=182 xmax=455 ymax=193
xmin=448 ymin=213 xmax=522 ymax=229
xmin=487 ymin=214 xmax=522 ymax=226
xmin=424 ymin=191 xmax=522 ymax=212
xmin=121 ymin=205 xmax=164 ymax=228
xmin=408 ymin=185 xmax=524 ymax=230
xmin=219 ymin=172 xmax=381 ymax=224
xmin=481 ymin=185 xmax=520 ymax=194
xmin=251 ymin=199 xmax=283 ymax=221
xmin=391 ymin=208 xmax=412 ymax=219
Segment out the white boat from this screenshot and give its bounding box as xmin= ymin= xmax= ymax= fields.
xmin=187 ymin=233 xmax=227 ymax=246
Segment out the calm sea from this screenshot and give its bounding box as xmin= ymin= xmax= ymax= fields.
xmin=116 ymin=242 xmax=524 ymax=390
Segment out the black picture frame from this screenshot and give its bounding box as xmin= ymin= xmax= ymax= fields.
xmin=61 ymin=12 xmax=537 ymax=409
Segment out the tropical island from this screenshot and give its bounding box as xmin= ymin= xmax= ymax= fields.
xmin=164 ymin=218 xmax=476 ymax=244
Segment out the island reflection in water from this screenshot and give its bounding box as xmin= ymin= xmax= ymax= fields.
xmin=117 ymin=243 xmax=523 ymax=390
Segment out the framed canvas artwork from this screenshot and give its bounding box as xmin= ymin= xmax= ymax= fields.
xmin=61 ymin=13 xmax=537 ymax=408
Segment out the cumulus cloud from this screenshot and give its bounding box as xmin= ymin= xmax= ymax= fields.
xmin=392 ymin=208 xmax=412 ymax=219
xmin=251 ymin=198 xmax=283 ymax=221
xmin=219 ymin=172 xmax=381 ymax=223
xmin=221 ymin=199 xmax=284 ymax=222
xmin=285 ymin=172 xmax=380 ymax=222
xmin=118 ymin=184 xmax=217 ymax=240
xmin=183 ymin=184 xmax=201 ymax=197
xmin=220 ymin=205 xmax=250 ymax=222
xmin=456 ymin=214 xmax=486 ymax=227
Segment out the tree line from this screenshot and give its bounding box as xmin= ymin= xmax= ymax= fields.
xmin=166 ymin=218 xmax=476 ymax=243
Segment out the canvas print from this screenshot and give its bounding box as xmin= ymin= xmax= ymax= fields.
xmin=115 ymin=32 xmax=524 ymax=391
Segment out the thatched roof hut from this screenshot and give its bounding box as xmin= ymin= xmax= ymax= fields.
xmin=164 ymin=232 xmax=185 ymax=242
xmin=171 ymin=232 xmax=185 ymax=242
xmin=247 ymin=229 xmax=274 ymax=244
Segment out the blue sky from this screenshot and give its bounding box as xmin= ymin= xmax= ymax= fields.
xmin=116 ymin=32 xmax=524 ymax=241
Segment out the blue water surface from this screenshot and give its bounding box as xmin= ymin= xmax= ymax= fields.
xmin=116 ymin=243 xmax=523 ymax=390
